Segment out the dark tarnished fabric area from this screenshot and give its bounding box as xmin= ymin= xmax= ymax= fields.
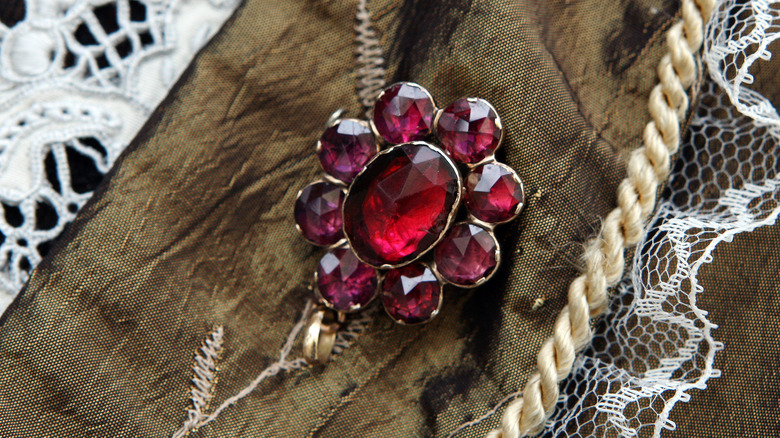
xmin=1 ymin=0 xmax=777 ymax=437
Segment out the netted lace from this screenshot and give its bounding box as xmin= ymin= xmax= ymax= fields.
xmin=705 ymin=0 xmax=780 ymax=126
xmin=535 ymin=1 xmax=780 ymax=435
xmin=0 ymin=0 xmax=239 ymax=310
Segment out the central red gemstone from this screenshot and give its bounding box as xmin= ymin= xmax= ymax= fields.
xmin=343 ymin=142 xmax=460 ymax=267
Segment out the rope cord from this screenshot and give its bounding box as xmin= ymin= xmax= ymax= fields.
xmin=486 ymin=0 xmax=716 ymax=436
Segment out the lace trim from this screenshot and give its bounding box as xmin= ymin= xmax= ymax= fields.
xmin=0 ymin=0 xmax=239 ymax=310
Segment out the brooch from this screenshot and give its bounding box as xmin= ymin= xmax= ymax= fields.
xmin=294 ymin=82 xmax=524 ymax=364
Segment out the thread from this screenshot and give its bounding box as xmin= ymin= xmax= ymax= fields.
xmin=172 ymin=301 xmax=313 ymax=437
xmin=355 ymin=0 xmax=387 ymax=117
xmin=172 ymin=326 xmax=225 ymax=438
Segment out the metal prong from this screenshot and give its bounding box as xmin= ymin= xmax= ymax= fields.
xmin=325 ymin=108 xmax=346 ymax=128
xmin=302 ymin=306 xmax=342 ymax=366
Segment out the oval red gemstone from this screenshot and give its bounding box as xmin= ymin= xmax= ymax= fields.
xmin=434 ymin=223 xmax=498 ymax=286
xmin=294 ymin=181 xmax=345 ymax=246
xmin=465 ymin=163 xmax=524 ymax=223
xmin=317 ymin=247 xmax=378 ymax=313
xmin=437 ymin=97 xmax=502 ymax=164
xmin=343 ymin=142 xmax=460 ymax=267
xmin=372 ymin=82 xmax=435 ymax=144
xmin=381 ymin=262 xmax=441 ymax=324
xmin=317 ymin=119 xmax=377 ymax=183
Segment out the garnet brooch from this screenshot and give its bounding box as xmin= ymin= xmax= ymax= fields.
xmin=295 ymin=82 xmax=524 ymax=363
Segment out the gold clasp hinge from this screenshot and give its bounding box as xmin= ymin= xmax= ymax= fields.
xmin=302 ymin=305 xmax=345 ymax=366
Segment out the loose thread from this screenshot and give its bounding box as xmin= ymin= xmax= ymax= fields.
xmin=192 ymin=301 xmax=314 ymax=431
xmin=170 ymin=302 xmax=313 ymax=437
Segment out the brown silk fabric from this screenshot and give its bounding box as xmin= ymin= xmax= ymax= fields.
xmin=0 ymin=0 xmax=777 ymax=437
xmin=668 ymin=223 xmax=780 ymax=437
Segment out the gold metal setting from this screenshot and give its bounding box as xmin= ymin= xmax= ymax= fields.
xmin=432 ymin=97 xmax=505 ymax=170
xmin=368 ymin=81 xmax=438 ymax=146
xmin=315 ymin=115 xmax=380 ymax=189
xmin=302 ymin=306 xmax=345 ymax=365
xmin=313 ymin=244 xmax=381 ymax=314
xmin=293 ymin=179 xmax=349 ymax=249
xmin=295 ymin=81 xmax=526 ymax=331
xmin=463 ymin=161 xmax=525 ymax=229
xmin=325 ymin=108 xmax=346 ymax=128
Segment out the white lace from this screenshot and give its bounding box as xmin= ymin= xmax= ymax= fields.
xmin=539 ymin=1 xmax=780 ymax=436
xmin=0 ymin=0 xmax=239 ymax=310
xmin=706 ymin=0 xmax=780 ymax=126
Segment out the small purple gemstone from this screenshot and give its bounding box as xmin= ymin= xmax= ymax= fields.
xmin=294 ymin=181 xmax=345 ymax=246
xmin=317 ymin=119 xmax=377 ymax=183
xmin=437 ymin=98 xmax=502 ymax=164
xmin=381 ymin=262 xmax=441 ymax=324
xmin=465 ymin=163 xmax=524 ymax=223
xmin=372 ymin=82 xmax=435 ymax=144
xmin=434 ymin=223 xmax=498 ymax=286
xmin=317 ymin=247 xmax=378 ymax=312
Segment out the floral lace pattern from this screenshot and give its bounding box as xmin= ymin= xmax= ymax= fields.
xmin=0 ymin=0 xmax=239 ymax=309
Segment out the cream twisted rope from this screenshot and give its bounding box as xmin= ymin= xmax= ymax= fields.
xmin=486 ymin=0 xmax=716 ymax=436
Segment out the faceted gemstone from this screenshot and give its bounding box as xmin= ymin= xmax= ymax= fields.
xmin=437 ymin=97 xmax=502 ymax=164
xmin=465 ymin=163 xmax=524 ymax=223
xmin=317 ymin=119 xmax=377 ymax=183
xmin=381 ymin=262 xmax=442 ymax=324
xmin=317 ymin=247 xmax=378 ymax=312
xmin=294 ymin=181 xmax=345 ymax=246
xmin=343 ymin=143 xmax=460 ymax=267
xmin=434 ymin=223 xmax=498 ymax=286
xmin=372 ymin=82 xmax=435 ymax=144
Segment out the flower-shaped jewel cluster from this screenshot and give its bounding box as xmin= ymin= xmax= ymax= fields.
xmin=294 ymin=82 xmax=524 ymax=325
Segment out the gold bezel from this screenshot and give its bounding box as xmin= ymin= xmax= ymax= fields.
xmin=293 ymin=180 xmax=348 ymax=248
xmin=342 ymin=141 xmax=463 ymax=269
xmin=464 ymin=161 xmax=525 ymax=228
xmin=315 ymin=116 xmax=380 ymax=185
xmin=369 ymin=82 xmax=438 ymax=146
